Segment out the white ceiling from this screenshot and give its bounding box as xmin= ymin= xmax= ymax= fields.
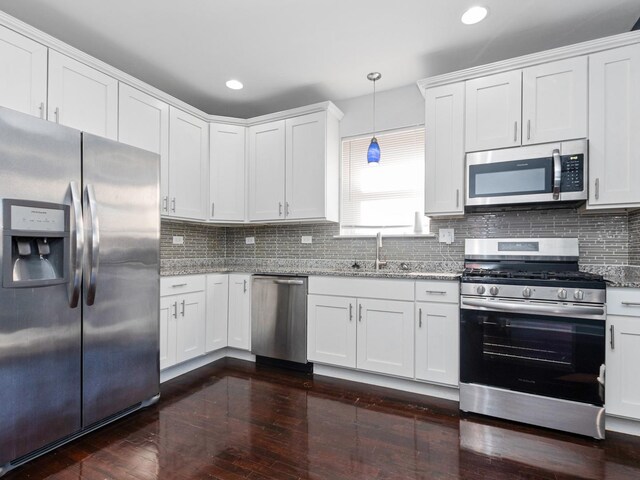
xmin=1 ymin=0 xmax=639 ymax=118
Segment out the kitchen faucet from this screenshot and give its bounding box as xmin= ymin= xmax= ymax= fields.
xmin=375 ymin=232 xmax=387 ymax=271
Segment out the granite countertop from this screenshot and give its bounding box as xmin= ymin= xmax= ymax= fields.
xmin=581 ymin=265 xmax=640 ymax=289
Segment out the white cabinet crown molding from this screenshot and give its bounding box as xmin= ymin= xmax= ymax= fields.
xmin=417 ymin=30 xmax=640 ymax=94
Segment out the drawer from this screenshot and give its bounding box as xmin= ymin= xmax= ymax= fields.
xmin=415 ymin=280 xmax=459 ymax=304
xmin=308 ymin=276 xmax=414 ymax=301
xmin=161 ymin=274 xmax=206 ymax=296
xmin=607 ymin=287 xmax=640 ymax=316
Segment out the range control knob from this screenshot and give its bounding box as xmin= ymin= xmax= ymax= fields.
xmin=558 ymin=289 xmax=568 ymax=300
xmin=476 ymin=285 xmax=486 ymax=295
xmin=574 ymin=290 xmax=585 ymax=301
xmin=522 ymin=287 xmax=532 ymax=298
xmin=489 ymin=286 xmax=499 ymax=296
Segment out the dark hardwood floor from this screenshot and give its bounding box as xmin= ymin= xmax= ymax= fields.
xmin=6 ymin=358 xmax=640 ymax=479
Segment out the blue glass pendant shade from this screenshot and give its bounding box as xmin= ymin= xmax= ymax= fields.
xmin=367 ymin=137 xmax=380 ymax=164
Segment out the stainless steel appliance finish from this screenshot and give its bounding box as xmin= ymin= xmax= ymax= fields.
xmin=0 ymin=107 xmax=160 ymax=474
xmin=465 ymin=139 xmax=587 ymax=207
xmin=251 ymin=275 xmax=308 ymax=364
xmin=459 ymin=383 xmax=605 ymax=439
xmin=464 ymin=237 xmax=579 ymax=261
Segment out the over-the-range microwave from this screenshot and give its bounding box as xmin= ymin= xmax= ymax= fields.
xmin=465 ymin=139 xmax=587 ymax=208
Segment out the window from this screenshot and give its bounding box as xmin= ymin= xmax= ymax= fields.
xmin=341 ymin=127 xmax=428 ymax=235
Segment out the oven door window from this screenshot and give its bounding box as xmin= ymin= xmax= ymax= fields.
xmin=460 ymin=309 xmax=604 ymax=406
xmin=468 ymin=157 xmax=552 ymax=198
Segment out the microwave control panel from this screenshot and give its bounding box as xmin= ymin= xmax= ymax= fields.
xmin=560 ymin=154 xmax=584 ymax=192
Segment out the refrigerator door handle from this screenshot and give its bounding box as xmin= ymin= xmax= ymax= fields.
xmin=68 ymin=181 xmax=84 ymax=308
xmin=84 ymin=184 xmax=100 ymax=306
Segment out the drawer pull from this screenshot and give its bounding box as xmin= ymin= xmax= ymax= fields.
xmin=418 ymin=308 xmax=422 ymax=328
xmin=171 ymin=283 xmax=187 ymax=288
xmin=425 ymin=290 xmax=447 ymax=295
xmin=610 ymin=325 xmax=615 ymax=350
xmin=621 ymin=302 xmax=640 ymax=307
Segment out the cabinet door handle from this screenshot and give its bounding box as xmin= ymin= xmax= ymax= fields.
xmin=527 ymin=119 xmax=531 ymax=140
xmin=514 ymin=121 xmax=518 ymax=142
xmin=243 ymin=279 xmax=247 ymax=293
xmin=349 ymin=303 xmax=353 ymax=322
xmin=418 ymin=308 xmax=422 ymax=328
xmin=610 ymin=325 xmax=615 ymax=350
xmin=171 ymin=197 xmax=176 ymax=212
xmin=172 ymin=301 xmax=178 ymax=319
xmin=162 ymin=196 xmax=168 ymax=212
xmin=54 ymin=107 xmax=60 ymax=123
xmin=181 ymin=299 xmax=186 ymax=317
xmin=278 ymin=202 xmax=283 ymax=217
xmin=39 ymin=102 xmax=45 ymax=119
xmin=358 ymin=304 xmax=363 ymax=322
xmin=285 ymin=202 xmax=290 ymax=217
xmin=456 ymin=189 xmax=460 ymax=208
xmin=595 ymin=178 xmax=600 ymax=200
xmin=211 ymin=202 xmax=215 ymax=217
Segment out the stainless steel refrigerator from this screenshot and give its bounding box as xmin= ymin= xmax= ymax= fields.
xmin=0 ymin=107 xmax=160 ymax=474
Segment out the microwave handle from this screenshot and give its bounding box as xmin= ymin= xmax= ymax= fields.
xmin=552 ymin=149 xmax=561 ymax=200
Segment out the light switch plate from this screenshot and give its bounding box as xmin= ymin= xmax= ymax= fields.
xmin=439 ymin=228 xmax=454 ymax=245
xmin=172 ymin=235 xmax=184 ymax=245
xmin=301 ymin=236 xmax=312 ymax=244
xmin=245 ymin=237 xmax=255 ymax=245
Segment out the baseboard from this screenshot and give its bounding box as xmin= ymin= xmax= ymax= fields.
xmin=160 ymin=348 xmax=255 ymax=383
xmin=606 ymin=415 xmax=640 ymax=436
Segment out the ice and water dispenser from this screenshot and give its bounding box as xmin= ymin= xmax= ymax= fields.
xmin=2 ymin=199 xmax=69 ymax=287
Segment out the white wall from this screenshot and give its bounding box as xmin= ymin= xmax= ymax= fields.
xmin=334 ymin=84 xmax=424 ymax=139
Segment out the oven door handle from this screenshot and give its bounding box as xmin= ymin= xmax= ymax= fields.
xmin=552 ymin=149 xmax=562 ymax=200
xmin=461 ymin=298 xmax=605 ymax=318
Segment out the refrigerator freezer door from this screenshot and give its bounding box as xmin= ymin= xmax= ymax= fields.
xmin=81 ymin=134 xmax=160 ymax=427
xmin=0 ymin=107 xmax=82 ymax=464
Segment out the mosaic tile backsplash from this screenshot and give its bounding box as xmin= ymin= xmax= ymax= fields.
xmin=162 ymin=207 xmax=635 ymax=267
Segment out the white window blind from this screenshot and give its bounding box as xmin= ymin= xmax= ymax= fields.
xmin=341 ymin=127 xmax=427 ymax=235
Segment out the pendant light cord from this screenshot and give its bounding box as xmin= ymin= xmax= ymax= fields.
xmin=372 ymin=79 xmax=376 ymax=136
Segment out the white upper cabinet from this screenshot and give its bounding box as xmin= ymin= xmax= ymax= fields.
xmin=209 ymin=123 xmax=246 ymax=222
xmin=48 ymin=51 xmax=118 ymax=139
xmin=118 ymin=84 xmax=170 ymax=213
xmin=588 ymin=44 xmax=640 ymax=209
xmin=0 ymin=24 xmax=47 ymax=118
xmin=522 ymin=57 xmax=587 ymax=145
xmin=465 ymin=70 xmax=522 ymax=152
xmin=248 ymin=109 xmax=340 ymax=223
xmin=168 ymin=107 xmax=209 ymax=220
xmin=424 ymin=82 xmax=465 ymax=216
xmin=248 ymin=120 xmax=286 ymax=221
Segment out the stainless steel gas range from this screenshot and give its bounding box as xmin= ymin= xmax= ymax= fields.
xmin=459 ymin=238 xmax=607 ymax=439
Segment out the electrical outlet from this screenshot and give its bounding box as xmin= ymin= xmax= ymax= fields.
xmin=172 ymin=235 xmax=184 ymax=245
xmin=439 ymin=228 xmax=454 ymax=245
xmin=301 ymin=236 xmax=312 ymax=244
xmin=245 ymin=237 xmax=255 ymax=245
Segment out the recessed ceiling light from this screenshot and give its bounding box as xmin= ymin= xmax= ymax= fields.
xmin=226 ymin=79 xmax=243 ymax=90
xmin=461 ymin=6 xmax=488 ymax=25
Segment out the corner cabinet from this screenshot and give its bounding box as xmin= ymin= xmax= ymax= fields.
xmin=588 ymin=43 xmax=640 ymax=209
xmin=0 ymin=24 xmax=47 ymax=118
xmin=48 ymin=50 xmax=118 ymax=139
xmin=168 ymin=107 xmax=209 ymax=220
xmin=424 ymin=82 xmax=465 ymax=216
xmin=248 ymin=109 xmax=340 ymax=223
xmin=209 ymin=123 xmax=246 ymax=222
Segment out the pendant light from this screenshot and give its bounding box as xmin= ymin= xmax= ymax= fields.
xmin=367 ymin=72 xmax=381 ymax=164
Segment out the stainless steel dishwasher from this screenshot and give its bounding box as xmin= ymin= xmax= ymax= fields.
xmin=251 ymin=275 xmax=308 ymax=364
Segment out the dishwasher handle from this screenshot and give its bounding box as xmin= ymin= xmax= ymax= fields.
xmin=273 ymin=279 xmax=305 ymax=285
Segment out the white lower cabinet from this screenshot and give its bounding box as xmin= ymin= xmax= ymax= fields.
xmin=205 ymin=274 xmax=229 ymax=353
xmin=415 ymin=302 xmax=459 ymax=386
xmin=307 ymin=294 xmax=357 ymax=368
xmin=228 ymin=274 xmax=252 ymax=350
xmin=159 ymin=296 xmax=177 ymax=370
xmin=175 ymin=291 xmax=206 ymax=363
xmin=606 ymin=288 xmax=640 ymax=420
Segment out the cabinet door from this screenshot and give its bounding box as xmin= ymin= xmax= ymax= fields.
xmin=606 ymin=314 xmax=640 ymax=419
xmin=357 ymin=299 xmax=414 ymax=378
xmin=118 ymin=84 xmax=170 ymax=214
xmin=160 ymin=296 xmax=178 ymax=370
xmin=285 ymin=112 xmax=327 ymax=220
xmin=168 ymin=107 xmax=209 ymax=219
xmin=228 ymin=274 xmax=251 ymax=350
xmin=588 ymin=44 xmax=640 ymax=208
xmin=522 ymin=57 xmax=587 ymax=145
xmin=465 ymin=70 xmax=522 ymax=152
xmin=0 ymin=25 xmax=47 ymax=118
xmin=307 ymin=294 xmax=357 ymax=368
xmin=48 ymin=51 xmax=117 ymax=139
xmin=175 ymin=291 xmax=206 ymax=363
xmin=206 ymin=274 xmax=229 ymax=353
xmin=415 ymin=302 xmax=459 ymax=386
xmin=248 ymin=121 xmax=285 ymax=221
xmin=209 ymin=123 xmax=246 ymax=222
xmin=425 ymin=83 xmax=465 ymax=216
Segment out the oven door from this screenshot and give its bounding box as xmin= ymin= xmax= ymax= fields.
xmin=460 ymin=301 xmax=605 ymax=406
